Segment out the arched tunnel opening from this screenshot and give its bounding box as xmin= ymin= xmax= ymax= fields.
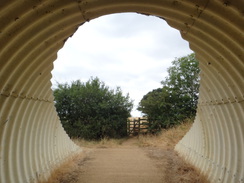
xmin=51 ymin=12 xmax=198 ymax=145
xmin=0 ymin=1 xmax=243 ymax=183
xmin=51 ymin=12 xmax=194 ymax=118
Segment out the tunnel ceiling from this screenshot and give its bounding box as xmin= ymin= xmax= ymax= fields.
xmin=0 ymin=0 xmax=243 ymax=182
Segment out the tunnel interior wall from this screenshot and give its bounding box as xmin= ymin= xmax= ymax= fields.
xmin=0 ymin=0 xmax=243 ymax=182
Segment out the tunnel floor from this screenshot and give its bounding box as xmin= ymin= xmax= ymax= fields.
xmin=59 ymin=138 xmax=209 ymax=183
xmin=77 ymin=139 xmax=162 ymax=183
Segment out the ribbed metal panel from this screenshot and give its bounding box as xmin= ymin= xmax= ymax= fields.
xmin=0 ymin=0 xmax=243 ymax=182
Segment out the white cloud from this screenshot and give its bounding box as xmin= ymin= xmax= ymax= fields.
xmin=51 ymin=13 xmax=193 ymax=117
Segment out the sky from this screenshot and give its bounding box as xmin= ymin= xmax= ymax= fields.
xmin=51 ymin=13 xmax=193 ymax=117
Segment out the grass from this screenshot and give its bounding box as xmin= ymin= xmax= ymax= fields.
xmin=137 ymin=118 xmax=209 ymax=183
xmin=72 ymin=137 xmax=127 ymax=148
xmin=137 ymin=119 xmax=193 ymax=149
xmin=38 ymin=152 xmax=86 ymax=183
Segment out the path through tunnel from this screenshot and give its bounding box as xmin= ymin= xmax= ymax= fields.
xmin=0 ymin=0 xmax=243 ymax=183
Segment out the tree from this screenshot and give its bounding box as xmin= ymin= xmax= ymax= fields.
xmin=53 ymin=77 xmax=133 ymax=140
xmin=162 ymin=53 xmax=200 ymax=116
xmin=137 ymin=53 xmax=200 ymax=130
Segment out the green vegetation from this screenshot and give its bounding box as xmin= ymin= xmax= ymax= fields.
xmin=137 ymin=53 xmax=200 ymax=131
xmin=53 ymin=77 xmax=133 ymax=140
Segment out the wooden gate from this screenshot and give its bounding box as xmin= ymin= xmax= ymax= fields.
xmin=127 ymin=117 xmax=149 ymax=135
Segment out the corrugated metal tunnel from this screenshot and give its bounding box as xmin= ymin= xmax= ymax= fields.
xmin=0 ymin=0 xmax=243 ymax=182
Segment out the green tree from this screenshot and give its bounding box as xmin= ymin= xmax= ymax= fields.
xmin=162 ymin=53 xmax=200 ymax=116
xmin=53 ymin=77 xmax=133 ymax=140
xmin=137 ymin=53 xmax=200 ymax=130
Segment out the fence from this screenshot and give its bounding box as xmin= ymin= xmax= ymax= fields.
xmin=127 ymin=117 xmax=149 ymax=135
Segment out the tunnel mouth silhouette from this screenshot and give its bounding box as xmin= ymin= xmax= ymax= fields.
xmin=0 ymin=1 xmax=243 ymax=183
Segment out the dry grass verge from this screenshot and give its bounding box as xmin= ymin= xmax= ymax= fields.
xmin=144 ymin=147 xmax=209 ymax=183
xmin=38 ymin=152 xmax=88 ymax=183
xmin=72 ymin=137 xmax=127 ymax=148
xmin=138 ymin=119 xmax=209 ymax=183
xmin=137 ymin=119 xmax=193 ymax=149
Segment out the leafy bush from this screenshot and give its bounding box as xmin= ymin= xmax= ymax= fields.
xmin=53 ymin=77 xmax=133 ymax=140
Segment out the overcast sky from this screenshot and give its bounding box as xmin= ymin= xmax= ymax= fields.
xmin=51 ymin=13 xmax=193 ymax=117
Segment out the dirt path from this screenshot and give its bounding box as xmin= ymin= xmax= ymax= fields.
xmin=76 ymin=138 xmax=164 ymax=183
xmin=42 ymin=124 xmax=208 ymax=183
